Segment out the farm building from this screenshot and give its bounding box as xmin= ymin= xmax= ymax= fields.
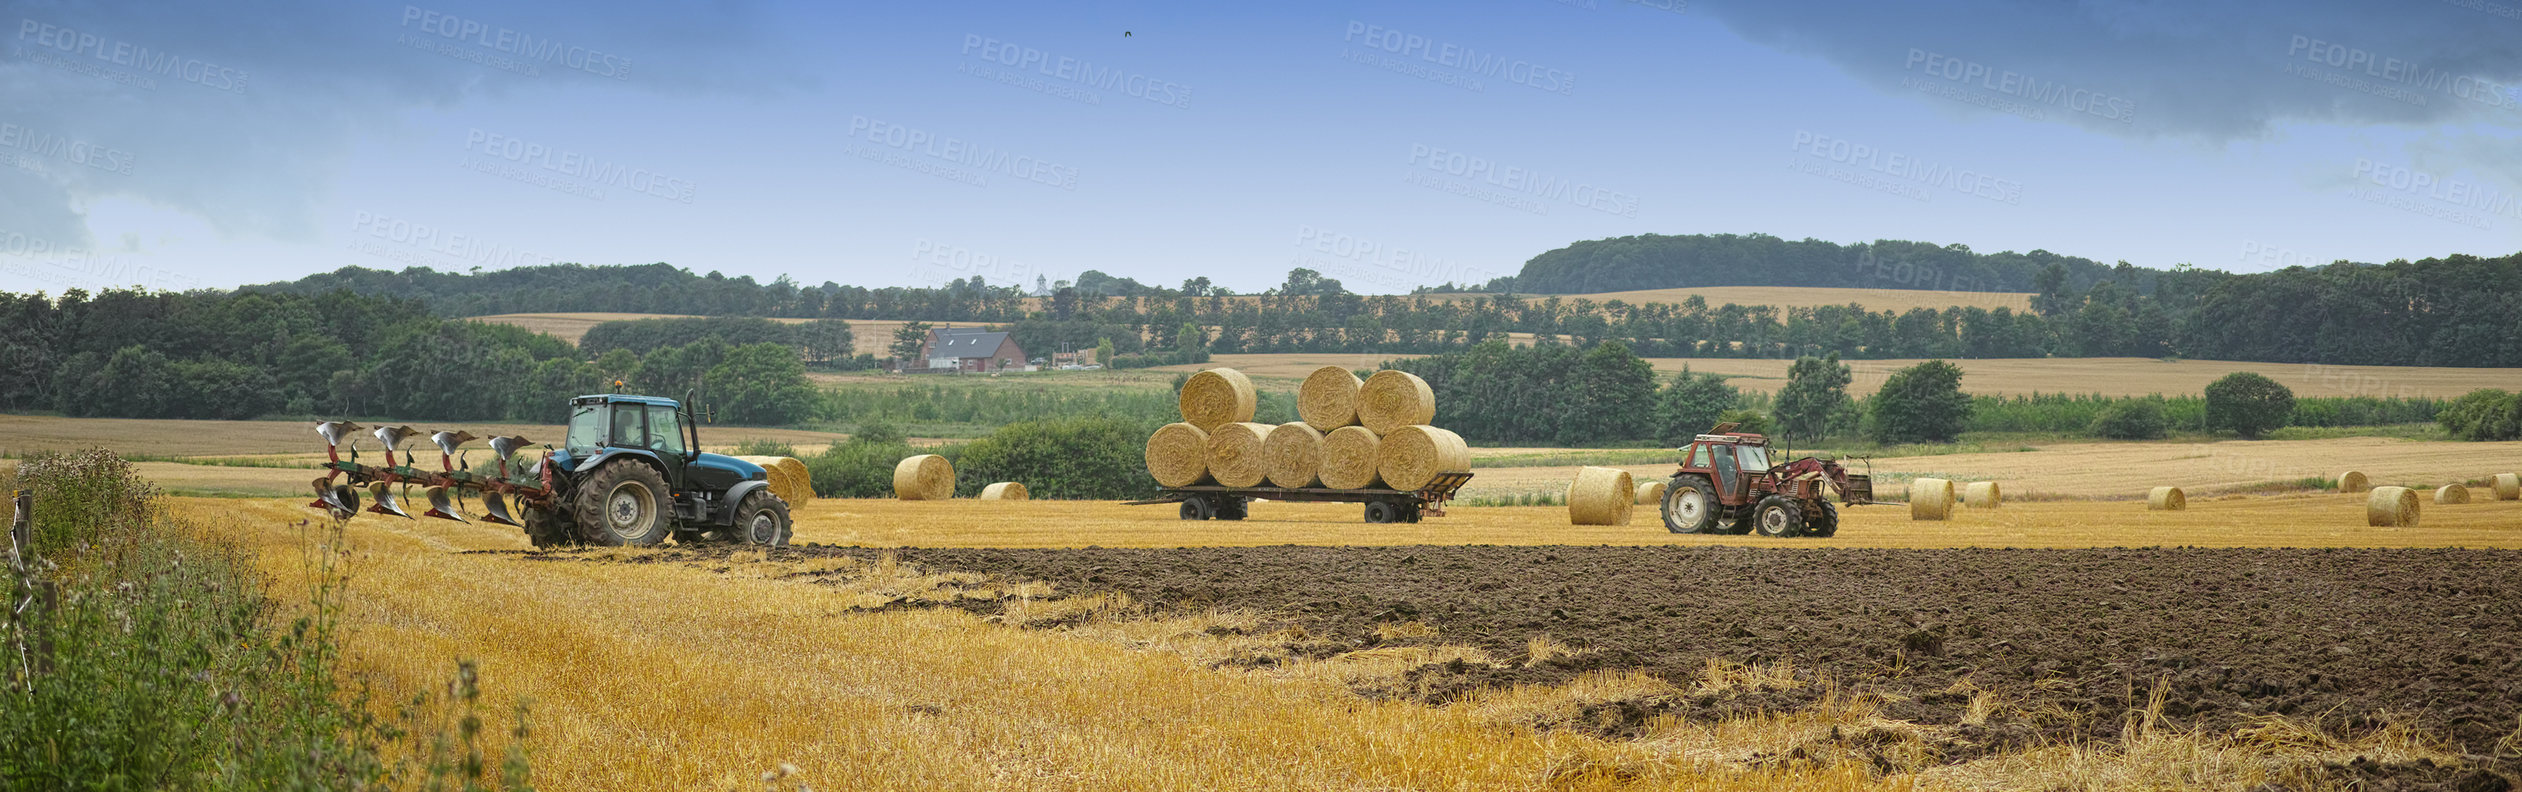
xmin=921 ymin=326 xmax=1029 ymax=372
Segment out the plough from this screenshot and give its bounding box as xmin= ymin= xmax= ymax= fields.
xmin=307 ymin=421 xmax=555 ymax=526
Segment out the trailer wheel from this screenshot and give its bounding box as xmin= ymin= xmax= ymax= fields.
xmin=1662 ymin=474 xmax=1719 ymax=534
xmin=1180 ymin=498 xmax=1213 ymax=520
xmin=1403 ymin=504 xmax=1423 ymax=523
xmin=1364 ymin=500 xmax=1401 ymax=524
xmin=1214 ymin=497 xmax=1248 ymax=521
xmin=1752 ymin=495 xmax=1805 ymax=538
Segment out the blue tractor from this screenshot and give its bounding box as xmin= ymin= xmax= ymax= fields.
xmin=310 ymin=393 xmax=793 ymax=548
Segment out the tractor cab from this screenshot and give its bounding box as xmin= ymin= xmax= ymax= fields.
xmin=1679 ymin=427 xmax=1773 ymax=505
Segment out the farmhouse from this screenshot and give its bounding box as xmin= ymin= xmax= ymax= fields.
xmin=922 ymin=326 xmax=1028 ymax=372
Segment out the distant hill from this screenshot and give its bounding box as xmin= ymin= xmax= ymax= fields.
xmin=1489 ymin=233 xmax=2156 ymax=295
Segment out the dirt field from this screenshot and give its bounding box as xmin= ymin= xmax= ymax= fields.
xmin=1173 ymin=354 xmax=2522 ymax=397
xmin=772 ymin=542 xmax=2522 ymax=783
xmin=1465 ymin=436 xmax=2522 ymax=501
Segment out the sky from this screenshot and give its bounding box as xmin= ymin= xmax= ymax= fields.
xmin=3 ymin=0 xmax=2520 ymax=297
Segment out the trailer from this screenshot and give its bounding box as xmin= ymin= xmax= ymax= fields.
xmin=1127 ymin=472 xmax=1474 ymax=524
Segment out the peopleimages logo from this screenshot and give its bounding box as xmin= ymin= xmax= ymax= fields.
xmin=958 ymin=35 xmax=1193 ymax=108
xmin=1342 ymin=22 xmax=1576 ymax=95
xmin=17 ymin=19 xmax=250 ymax=93
xmin=399 ymin=6 xmax=630 ymax=80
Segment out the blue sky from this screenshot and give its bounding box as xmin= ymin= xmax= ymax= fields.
xmin=3 ymin=0 xmax=2519 ymax=296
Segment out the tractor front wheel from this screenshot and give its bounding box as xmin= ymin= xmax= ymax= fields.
xmin=1752 ymin=495 xmax=1804 ymax=538
xmin=1662 ymin=474 xmax=1719 ymax=534
xmin=734 ymin=490 xmax=793 ymax=546
xmin=575 ymin=461 xmax=674 ymax=547
xmin=1806 ymin=501 xmax=1839 ymax=538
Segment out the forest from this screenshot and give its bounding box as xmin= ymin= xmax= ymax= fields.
xmin=240 ymin=235 xmax=2522 ymax=367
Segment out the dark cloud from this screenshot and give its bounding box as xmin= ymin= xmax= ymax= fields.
xmin=1692 ymin=0 xmax=2522 ymax=140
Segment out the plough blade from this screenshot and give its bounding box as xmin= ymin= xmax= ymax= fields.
xmin=479 ymin=491 xmax=522 ymax=527
xmin=373 ymin=425 xmax=422 ymax=456
xmin=311 ymin=479 xmax=360 ymax=519
xmin=489 ymin=435 xmax=533 ymax=461
xmin=367 ymin=481 xmax=415 ymax=519
xmin=429 ymin=430 xmax=479 ymax=458
xmin=423 ymin=486 xmax=468 ymax=523
xmin=315 ymin=420 xmax=365 ymax=448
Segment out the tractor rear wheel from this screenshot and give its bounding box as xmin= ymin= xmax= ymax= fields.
xmin=575 ymin=461 xmax=673 ymax=547
xmin=1752 ymin=495 xmax=1804 ymax=538
xmin=1662 ymin=474 xmax=1719 ymax=534
xmin=1806 ymin=501 xmax=1840 ymax=538
xmin=735 ymin=490 xmax=793 ymax=546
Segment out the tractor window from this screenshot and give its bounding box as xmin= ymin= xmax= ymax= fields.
xmin=1687 ymin=444 xmax=1710 ymax=468
xmin=610 ymin=404 xmax=649 ymax=448
xmin=1736 ymin=445 xmax=1771 ymax=473
xmin=565 ymin=404 xmax=605 ymax=457
xmin=650 ymin=407 xmax=686 ymax=455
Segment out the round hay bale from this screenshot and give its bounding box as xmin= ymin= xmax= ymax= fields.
xmin=2493 ymin=473 xmax=2520 ymax=501
xmin=2337 ymin=470 xmax=2370 ymax=494
xmin=1908 ymin=478 xmax=1954 ymax=521
xmin=1298 ymin=366 xmax=1364 ymax=432
xmin=2434 ymin=483 xmax=2470 ymax=505
xmin=1635 ymin=480 xmax=1666 ymax=505
xmin=1319 ymin=426 xmax=1383 ymax=490
xmin=735 ymin=455 xmax=813 ymax=509
xmin=892 ymin=454 xmax=954 ymax=500
xmin=1144 ymin=422 xmax=1212 ymax=488
xmin=2148 ymin=486 xmax=2187 ymax=511
xmin=1356 ymin=370 xmax=1436 ymax=435
xmin=1205 ymin=422 xmax=1274 ymax=488
xmin=1262 ymin=422 xmax=1326 ymax=489
xmin=2367 ymin=486 xmax=2420 ymax=527
xmin=1177 ymin=368 xmax=1257 ymax=431
xmin=979 ymin=481 xmax=1028 ymax=500
xmin=1567 ymin=466 xmax=1635 ymax=526
xmin=1377 ymin=425 xmax=1470 ymax=492
xmin=1963 ymin=481 xmax=2002 ymax=509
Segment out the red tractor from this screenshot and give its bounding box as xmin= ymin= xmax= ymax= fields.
xmin=1660 ymin=423 xmax=1877 ymax=537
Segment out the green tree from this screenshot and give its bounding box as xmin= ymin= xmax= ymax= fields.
xmin=1094 ymin=337 xmax=1115 ymax=367
xmin=1653 ymin=366 xmax=1739 ymax=446
xmin=1773 ymin=353 xmax=1852 ymax=441
xmin=2437 ymin=388 xmax=2521 ymax=441
xmin=1558 ymin=341 xmax=1658 ymax=445
xmin=890 ymin=321 xmax=931 ymax=362
xmin=1866 ymin=360 xmax=1970 ymax=444
xmin=951 ymin=417 xmax=1156 ymax=499
xmin=707 ymin=342 xmax=817 ymax=425
xmin=2203 ymin=371 xmax=2295 ymax=439
xmin=1175 ymin=322 xmax=1208 ymax=364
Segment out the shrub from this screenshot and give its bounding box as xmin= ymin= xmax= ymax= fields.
xmin=2204 ymin=372 xmax=2295 ymax=439
xmin=1866 ymin=360 xmax=1971 ymax=444
xmin=2089 ymin=399 xmax=2169 ymax=440
xmin=951 ymin=417 xmax=1160 ymax=500
xmin=2438 ymin=388 xmax=2522 ymax=441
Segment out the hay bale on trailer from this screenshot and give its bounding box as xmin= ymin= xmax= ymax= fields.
xmin=892 ymin=454 xmax=955 ymax=500
xmin=2435 ymin=483 xmax=2470 ymax=504
xmin=1144 ymin=422 xmax=1212 ymax=488
xmin=2337 ymin=471 xmax=2370 ymax=494
xmin=1356 ymin=370 xmax=1436 ymax=435
xmin=2148 ymin=486 xmax=2186 ymax=511
xmin=1178 ymin=368 xmax=1257 ymax=431
xmin=1963 ymin=481 xmax=2002 ymax=509
xmin=1908 ymin=478 xmax=1954 ymax=521
xmin=1262 ymin=422 xmax=1326 ymax=489
xmin=979 ymin=482 xmax=1028 ymax=500
xmin=1205 ymin=422 xmax=1275 ymax=488
xmin=1298 ymin=366 xmax=1364 ymax=433
xmin=1635 ymin=480 xmax=1665 ymax=505
xmin=1567 ymin=466 xmax=1635 ymax=526
xmin=1319 ymin=426 xmax=1383 ymax=490
xmin=2367 ymin=486 xmax=2420 ymax=526
xmin=1377 ymin=425 xmax=1470 ymax=492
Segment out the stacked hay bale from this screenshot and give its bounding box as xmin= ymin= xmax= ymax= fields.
xmin=1144 ymin=366 xmax=1476 ymax=507
xmin=2367 ymin=486 xmax=2420 ymax=526
xmin=737 ymin=455 xmax=814 ymax=509
xmin=893 ymin=454 xmax=954 ymax=500
xmin=1909 ymin=478 xmax=1955 ymax=521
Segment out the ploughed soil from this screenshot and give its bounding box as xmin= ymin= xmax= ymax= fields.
xmin=557 ymin=545 xmax=2522 ymax=786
